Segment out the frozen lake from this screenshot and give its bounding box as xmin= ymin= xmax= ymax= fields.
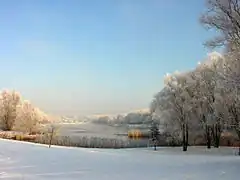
xmin=58 ymin=123 xmax=128 ymax=139
xmin=0 ymin=139 xmax=239 ymax=180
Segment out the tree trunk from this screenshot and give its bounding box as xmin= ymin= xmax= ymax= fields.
xmin=49 ymin=128 xmax=54 ymax=148
xmin=211 ymin=124 xmax=221 ymax=148
xmin=182 ymin=123 xmax=187 ymax=151
xmin=214 ymin=136 xmax=220 ymax=148
xmin=49 ymin=134 xmax=53 ymax=148
xmin=238 ymin=143 xmax=240 ymax=156
xmin=185 ymin=123 xmax=189 ymax=150
xmin=214 ymin=124 xmax=221 ymax=148
xmin=237 ymin=131 xmax=240 ymax=156
xmin=182 ymin=122 xmax=188 ymax=152
xmin=206 ymin=125 xmax=211 ymax=149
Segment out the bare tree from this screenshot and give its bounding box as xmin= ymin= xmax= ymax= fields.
xmin=48 ymin=124 xmax=59 ymax=148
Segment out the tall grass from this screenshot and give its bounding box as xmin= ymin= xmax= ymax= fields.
xmin=33 ymin=135 xmax=149 ymax=148
xmin=0 ymin=131 xmax=149 ymax=148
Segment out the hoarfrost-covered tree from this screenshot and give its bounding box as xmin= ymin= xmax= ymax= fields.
xmin=151 ymin=87 xmax=182 ymax=146
xmin=0 ymin=90 xmax=21 ymax=131
xmin=14 ymin=100 xmax=41 ymax=134
xmin=151 ymin=50 xmax=240 ymax=150
xmin=160 ymin=72 xmax=194 ymax=151
xmin=200 ymin=52 xmax=240 ymax=149
xmin=201 ymin=0 xmax=240 ymax=88
xmin=191 ymin=52 xmax=226 ymax=148
xmin=200 ymin=0 xmax=240 ymax=49
xmin=224 ymin=86 xmax=240 ymax=155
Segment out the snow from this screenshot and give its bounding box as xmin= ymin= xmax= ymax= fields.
xmin=0 ymin=139 xmax=239 ymax=180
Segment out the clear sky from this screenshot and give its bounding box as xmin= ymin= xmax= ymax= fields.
xmin=0 ymin=0 xmax=214 ymax=116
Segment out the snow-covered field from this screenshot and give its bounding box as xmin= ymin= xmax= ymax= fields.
xmin=0 ymin=139 xmax=239 ymax=180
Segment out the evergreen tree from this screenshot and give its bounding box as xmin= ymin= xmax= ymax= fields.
xmin=150 ymin=121 xmax=160 ymax=150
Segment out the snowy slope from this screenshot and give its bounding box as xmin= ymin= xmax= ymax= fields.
xmin=0 ymin=139 xmax=239 ymax=180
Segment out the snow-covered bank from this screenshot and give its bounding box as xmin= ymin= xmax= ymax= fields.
xmin=0 ymin=139 xmax=239 ymax=180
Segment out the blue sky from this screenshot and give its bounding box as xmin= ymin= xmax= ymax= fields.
xmin=0 ymin=0 xmax=214 ymax=115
